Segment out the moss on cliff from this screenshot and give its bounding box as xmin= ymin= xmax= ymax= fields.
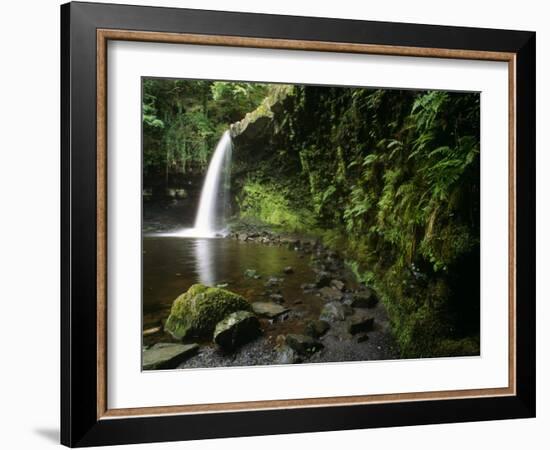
xmin=230 ymin=85 xmax=480 ymax=358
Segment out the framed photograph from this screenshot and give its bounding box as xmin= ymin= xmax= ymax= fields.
xmin=61 ymin=2 xmax=536 ymax=447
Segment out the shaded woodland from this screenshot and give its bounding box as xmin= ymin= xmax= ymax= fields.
xmin=143 ymin=78 xmax=480 ymax=358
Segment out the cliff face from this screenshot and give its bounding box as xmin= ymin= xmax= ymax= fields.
xmin=230 ymin=85 xmax=480 ymax=358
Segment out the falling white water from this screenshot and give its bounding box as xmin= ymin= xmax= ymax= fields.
xmin=168 ymin=131 xmax=232 ymax=238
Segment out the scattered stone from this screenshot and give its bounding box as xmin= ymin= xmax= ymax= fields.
xmin=315 ymin=271 xmax=332 ymax=288
xmin=143 ymin=326 xmax=162 ymax=337
xmin=318 ymin=286 xmax=343 ymax=302
xmin=251 ymin=302 xmax=290 ymax=319
xmin=320 ymin=304 xmax=337 ymax=321
xmin=330 ymin=279 xmax=345 ymax=291
xmin=300 ymin=283 xmax=316 ymax=292
xmin=304 ymin=320 xmax=330 ymax=338
xmin=265 ymin=276 xmax=283 ymax=287
xmin=351 ymin=288 xmax=378 ymax=308
xmin=164 ymin=284 xmax=251 ymax=340
xmin=348 ymin=315 xmax=375 ymax=335
xmin=320 ymin=302 xmax=351 ymax=322
xmin=244 ymin=269 xmax=261 ymax=279
xmin=276 ymin=345 xmax=302 ymax=364
xmin=283 ymin=266 xmax=294 ymax=274
xmin=356 ymin=333 xmax=370 ymax=343
xmin=269 ymin=293 xmax=284 ymax=303
xmin=285 ymin=334 xmax=323 ymax=355
xmin=142 ymin=343 xmax=199 ymax=370
xmin=213 ymin=310 xmax=262 ymax=351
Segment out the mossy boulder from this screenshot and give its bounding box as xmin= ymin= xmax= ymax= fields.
xmin=164 ymin=284 xmax=251 ymax=340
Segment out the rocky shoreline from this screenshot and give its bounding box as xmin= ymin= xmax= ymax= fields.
xmin=143 ymin=225 xmax=398 ymax=370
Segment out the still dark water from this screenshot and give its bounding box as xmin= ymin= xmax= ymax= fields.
xmin=142 ymin=236 xmax=347 ymax=343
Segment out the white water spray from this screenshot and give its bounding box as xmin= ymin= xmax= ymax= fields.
xmin=170 ymin=131 xmax=232 ymax=238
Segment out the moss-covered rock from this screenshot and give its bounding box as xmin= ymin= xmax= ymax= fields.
xmin=164 ymin=284 xmax=251 ymax=340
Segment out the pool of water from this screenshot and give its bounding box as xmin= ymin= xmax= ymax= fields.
xmin=142 ymin=236 xmax=354 ymax=345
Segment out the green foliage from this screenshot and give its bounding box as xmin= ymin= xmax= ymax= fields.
xmin=232 ymin=85 xmax=480 ymax=358
xmin=142 ymin=78 xmax=268 ymax=181
xmin=238 ymin=180 xmax=315 ymax=232
xmin=145 ymin=77 xmax=480 ymax=358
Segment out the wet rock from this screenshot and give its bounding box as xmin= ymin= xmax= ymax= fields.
xmin=251 ymin=302 xmax=290 ymax=319
xmin=269 ymin=293 xmax=285 ymax=303
xmin=285 ymin=334 xmax=323 ymax=356
xmin=300 ymin=283 xmax=316 ymax=292
xmin=164 ymin=284 xmax=251 ymax=340
xmin=304 ymin=319 xmax=330 ymax=338
xmin=320 ymin=302 xmax=352 ymax=322
xmin=213 ymin=311 xmax=262 ymax=351
xmin=143 ymin=325 xmax=162 ymax=337
xmin=142 ymin=343 xmax=199 ymax=370
xmin=348 ymin=315 xmax=375 ymax=334
xmin=276 ymin=345 xmax=302 ymax=364
xmin=330 ymin=279 xmax=345 ymax=291
xmin=351 ymin=288 xmax=378 ymax=308
xmin=356 ymin=333 xmax=370 ymax=343
xmin=244 ymin=268 xmax=261 ymax=279
xmin=283 ymin=266 xmax=294 ymax=274
xmin=293 ymin=299 xmax=303 ymax=305
xmin=265 ymin=276 xmax=283 ymax=287
xmin=216 ymin=282 xmax=229 ymax=289
xmin=315 ymin=271 xmax=332 ymax=288
xmin=318 ymin=286 xmax=343 ymax=302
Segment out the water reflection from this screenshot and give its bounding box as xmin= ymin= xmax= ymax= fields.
xmin=193 ymin=238 xmax=216 ymax=286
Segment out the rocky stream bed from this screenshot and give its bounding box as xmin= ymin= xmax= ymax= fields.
xmin=142 ymin=224 xmax=398 ymax=370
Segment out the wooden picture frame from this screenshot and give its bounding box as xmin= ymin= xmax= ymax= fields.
xmin=61 ymin=1 xmax=536 ymax=447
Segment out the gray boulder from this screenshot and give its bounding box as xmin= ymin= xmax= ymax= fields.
xmin=251 ymin=302 xmax=289 ymax=318
xmin=318 ymin=286 xmax=343 ymax=301
xmin=213 ymin=310 xmax=261 ymax=351
xmin=285 ymin=334 xmax=323 ymax=355
xmin=304 ymin=319 xmax=330 ymax=338
xmin=320 ymin=302 xmax=352 ymax=322
xmin=244 ymin=269 xmax=261 ymax=279
xmin=265 ymin=276 xmax=283 ymax=287
xmin=348 ymin=315 xmax=375 ymax=334
xmin=315 ymin=271 xmax=332 ymax=288
xmin=269 ymin=293 xmax=285 ymax=303
xmin=276 ymin=345 xmax=302 ymax=364
xmin=330 ymin=279 xmax=345 ymax=291
xmin=351 ymin=288 xmax=379 ymax=308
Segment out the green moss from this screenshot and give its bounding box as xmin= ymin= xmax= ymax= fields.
xmin=165 ymin=284 xmax=251 ymax=340
xmin=230 ymin=85 xmax=480 ymax=359
xmin=238 ymin=180 xmax=316 ymax=232
xmin=435 ymin=337 xmax=480 ymax=357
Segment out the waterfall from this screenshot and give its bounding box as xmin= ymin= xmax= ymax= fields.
xmin=194 ymin=131 xmax=232 ymax=234
xmin=170 ymin=131 xmax=232 ymax=238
